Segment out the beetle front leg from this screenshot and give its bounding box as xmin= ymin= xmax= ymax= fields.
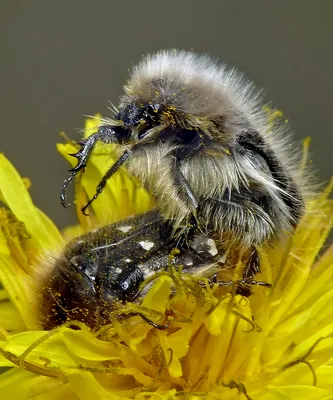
xmin=60 ymin=132 xmax=100 ymax=207
xmin=60 ymin=125 xmax=123 ymax=208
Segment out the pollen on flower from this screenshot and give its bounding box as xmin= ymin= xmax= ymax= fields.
xmin=0 ymin=118 xmax=332 ymax=400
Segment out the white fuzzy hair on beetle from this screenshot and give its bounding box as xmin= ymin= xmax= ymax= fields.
xmin=60 ymin=49 xmax=311 ymax=278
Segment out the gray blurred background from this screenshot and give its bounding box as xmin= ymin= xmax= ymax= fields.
xmin=1 ymin=0 xmax=332 ymax=229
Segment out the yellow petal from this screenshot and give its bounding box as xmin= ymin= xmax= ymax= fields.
xmin=0 ymin=254 xmax=33 ymax=328
xmin=141 ymin=276 xmax=172 ymax=314
xmin=67 ymin=371 xmax=130 ymax=400
xmin=0 ymin=154 xmax=62 ymax=250
xmin=0 ymin=330 xmax=76 ymax=369
xmin=0 ymin=300 xmax=26 ymax=332
xmin=0 ymin=368 xmax=68 ymax=400
xmin=62 ymin=330 xmax=121 ymax=361
xmin=254 ymin=384 xmax=331 ymax=400
xmin=83 ymin=114 xmax=102 ymax=139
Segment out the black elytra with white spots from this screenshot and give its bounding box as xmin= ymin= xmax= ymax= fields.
xmin=40 ymin=210 xmax=220 ymax=330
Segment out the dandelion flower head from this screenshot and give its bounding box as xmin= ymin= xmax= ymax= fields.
xmin=0 ymin=116 xmax=332 ymax=400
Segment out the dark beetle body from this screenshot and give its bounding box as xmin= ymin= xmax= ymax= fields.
xmin=61 ymin=51 xmax=306 ymax=254
xmin=40 ymin=211 xmax=221 ymax=330
xmin=53 ymin=50 xmax=309 ymax=329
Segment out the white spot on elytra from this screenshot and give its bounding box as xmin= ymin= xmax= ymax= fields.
xmin=138 ymin=240 xmax=154 ymax=250
xmin=114 ymin=268 xmax=122 ymax=274
xmin=124 ymin=258 xmax=131 ymax=263
xmin=184 ymin=258 xmax=193 ymax=266
xmin=207 ymin=238 xmax=218 ymax=256
xmin=139 ymin=264 xmax=155 ymax=279
xmin=117 ymin=225 xmax=132 ymax=233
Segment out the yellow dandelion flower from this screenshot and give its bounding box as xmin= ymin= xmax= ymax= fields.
xmin=0 ymin=117 xmax=332 ymax=400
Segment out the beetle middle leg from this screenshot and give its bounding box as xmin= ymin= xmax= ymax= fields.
xmin=236 ymin=247 xmax=262 ymax=296
xmin=206 ymin=272 xmax=271 ymax=292
xmin=117 ymin=312 xmax=170 ymax=330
